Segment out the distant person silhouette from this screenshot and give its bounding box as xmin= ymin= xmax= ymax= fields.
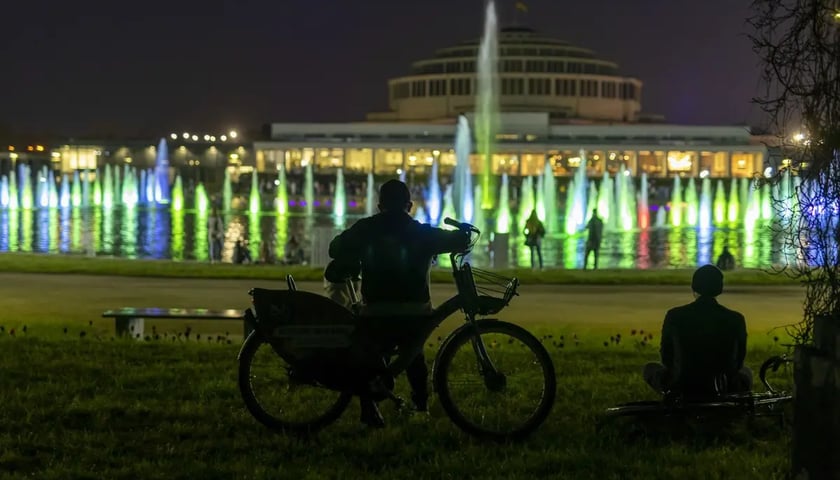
xmin=716 ymin=246 xmax=735 ymax=271
xmin=283 ymin=235 xmax=304 ymax=265
xmin=524 ymin=210 xmax=546 ymax=269
xmin=584 ymin=209 xmax=604 ymax=269
xmin=208 ymin=208 xmax=224 ymax=263
xmin=329 ymin=179 xmax=470 ymax=427
xmin=643 ymin=265 xmax=752 ymax=395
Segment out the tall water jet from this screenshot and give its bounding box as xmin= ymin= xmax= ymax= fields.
xmin=20 ymin=165 xmax=33 ymax=210
xmin=48 ymin=170 xmax=58 ymax=209
xmin=615 ymin=171 xmax=635 ymax=231
xmin=60 ymin=174 xmax=70 ymax=209
xmin=171 ymin=175 xmax=184 ymax=211
xmin=453 ymin=116 xmax=474 ymax=223
xmin=739 ymin=178 xmax=750 ymax=220
xmin=249 ymin=172 xmax=260 ymax=215
xmin=276 ymin=163 xmax=288 ymax=215
xmin=670 ymin=176 xmax=683 ymax=227
xmin=427 ymin=157 xmax=442 ymax=225
xmin=195 ymin=183 xmax=209 ymax=214
xmin=8 ymin=171 xmax=18 ymax=210
xmin=684 ymin=178 xmax=698 ymax=227
xmin=475 ymin=0 xmax=499 ymax=210
xmin=727 ymin=179 xmax=740 ymax=224
xmin=334 ymin=168 xmax=346 ymax=218
xmin=744 ymin=181 xmax=761 ymax=230
xmin=145 ymin=169 xmax=155 ymax=207
xmin=92 ymin=170 xmax=102 ymax=207
xmin=699 ymin=177 xmax=712 ymax=230
xmin=304 ymin=163 xmax=314 ymax=216
xmin=122 ymin=167 xmax=138 ymax=208
xmin=543 ymin=161 xmax=558 ymax=234
xmin=517 ymin=176 xmax=534 ymax=231
xmin=223 ymin=169 xmax=232 ymax=211
xmin=638 ymin=173 xmax=650 ymax=229
xmin=760 ymin=182 xmax=773 ymax=221
xmin=441 ymin=184 xmax=457 ymax=224
xmin=154 ymin=138 xmax=171 ymax=204
xmin=472 ymin=185 xmax=485 ymax=231
xmin=713 ymin=180 xmax=726 ymax=226
xmin=598 ymin=173 xmax=614 ymax=230
xmin=138 ymin=170 xmax=147 ymax=205
xmin=366 ymin=172 xmax=375 ymax=217
xmin=102 ymin=165 xmax=114 ymax=209
xmin=495 ymin=173 xmax=511 ymax=233
xmin=535 ymin=173 xmax=545 ymax=221
xmin=37 ymin=168 xmax=49 ymax=208
xmin=114 ymin=165 xmax=122 ymax=207
xmin=71 ymin=171 xmax=81 ymax=208
xmin=1 ymin=175 xmax=9 ymax=208
xmin=587 ymin=180 xmax=599 ymax=228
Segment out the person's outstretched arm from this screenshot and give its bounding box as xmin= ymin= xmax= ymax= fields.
xmin=427 ymin=226 xmax=471 ymax=255
xmin=329 ymin=221 xmax=364 ymax=261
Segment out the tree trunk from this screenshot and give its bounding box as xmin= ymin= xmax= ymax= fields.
xmin=792 ymin=315 xmax=840 ymax=479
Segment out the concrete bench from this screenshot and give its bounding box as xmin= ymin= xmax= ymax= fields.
xmin=102 ymin=307 xmax=245 ymax=338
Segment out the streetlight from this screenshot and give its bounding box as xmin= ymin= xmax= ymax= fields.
xmin=229 ymin=130 xmax=238 ymax=139
xmin=221 ymin=135 xmax=227 ymax=142
xmin=183 ymin=133 xmax=190 ymax=139
xmin=170 ymin=133 xmax=178 ymax=140
xmin=191 ymin=135 xmax=198 ymax=141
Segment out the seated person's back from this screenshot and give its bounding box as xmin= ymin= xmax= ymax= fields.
xmin=645 ymin=265 xmax=750 ymax=395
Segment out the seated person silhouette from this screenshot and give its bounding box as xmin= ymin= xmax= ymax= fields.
xmin=643 ymin=264 xmax=752 ymax=396
xmin=328 ymin=179 xmax=470 ymax=427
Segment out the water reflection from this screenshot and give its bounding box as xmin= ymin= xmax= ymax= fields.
xmin=0 ymin=206 xmax=791 ymax=269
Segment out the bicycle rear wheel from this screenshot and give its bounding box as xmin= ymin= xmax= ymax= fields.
xmin=238 ymin=332 xmax=352 ymax=434
xmin=433 ymin=319 xmax=556 ymax=440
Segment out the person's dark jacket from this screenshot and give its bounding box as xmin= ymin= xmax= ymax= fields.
xmin=660 ymin=296 xmax=747 ymax=393
xmin=328 ymin=211 xmax=469 ymax=304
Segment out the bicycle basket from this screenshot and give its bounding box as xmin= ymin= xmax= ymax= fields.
xmin=469 ymin=267 xmax=520 ymax=315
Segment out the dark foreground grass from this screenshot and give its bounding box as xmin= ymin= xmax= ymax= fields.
xmin=0 ymin=330 xmax=793 ymax=480
xmin=0 ymin=252 xmax=799 ymax=286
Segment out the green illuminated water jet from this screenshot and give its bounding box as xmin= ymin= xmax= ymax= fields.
xmin=276 ymin=163 xmax=288 ymax=215
xmin=670 ymin=176 xmax=683 ymax=227
xmin=727 ymin=179 xmax=739 ymax=224
xmin=517 ymin=176 xmax=534 ymax=232
xmin=475 ymin=1 xmax=499 ymax=210
xmin=171 ymin=175 xmax=184 ymax=211
xmin=713 ymin=180 xmax=726 ymax=226
xmin=495 ymin=173 xmax=510 ymax=233
xmin=684 ymin=178 xmax=698 ymax=227
xmin=249 ymin=172 xmax=260 ymax=215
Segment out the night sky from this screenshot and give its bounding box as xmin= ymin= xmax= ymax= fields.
xmin=1 ymin=0 xmax=764 ymax=138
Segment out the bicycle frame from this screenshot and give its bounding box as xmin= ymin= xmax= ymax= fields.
xmin=345 ymin=221 xmax=512 ymax=382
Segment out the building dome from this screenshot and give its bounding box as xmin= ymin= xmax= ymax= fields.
xmin=368 ymin=27 xmax=642 ymax=123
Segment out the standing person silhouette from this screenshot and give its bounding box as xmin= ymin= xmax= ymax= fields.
xmin=584 ymin=209 xmax=604 ymax=269
xmin=208 ymin=208 xmax=224 ymax=263
xmin=328 ymin=179 xmax=470 ymax=427
xmin=716 ymin=246 xmax=736 ymax=271
xmin=524 ymin=210 xmax=546 ymax=269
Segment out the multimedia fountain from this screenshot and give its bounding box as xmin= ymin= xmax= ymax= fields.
xmin=0 ymin=0 xmax=795 ymax=269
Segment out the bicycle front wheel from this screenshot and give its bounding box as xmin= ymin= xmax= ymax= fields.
xmin=433 ymin=319 xmax=556 ymax=440
xmin=238 ymin=332 xmax=352 ymax=434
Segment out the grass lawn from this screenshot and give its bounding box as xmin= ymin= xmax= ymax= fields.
xmin=0 ymin=332 xmax=793 ymax=479
xmin=0 ymin=272 xmax=799 ymax=479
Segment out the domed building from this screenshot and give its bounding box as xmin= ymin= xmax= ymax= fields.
xmin=254 ymin=26 xmax=768 ymax=183
xmin=368 ymin=27 xmax=642 ymax=123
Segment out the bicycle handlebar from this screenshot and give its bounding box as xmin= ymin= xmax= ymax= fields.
xmin=443 ymin=217 xmax=480 ymax=234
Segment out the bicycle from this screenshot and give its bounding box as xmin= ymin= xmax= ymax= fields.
xmin=238 ymin=217 xmax=557 ymax=440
